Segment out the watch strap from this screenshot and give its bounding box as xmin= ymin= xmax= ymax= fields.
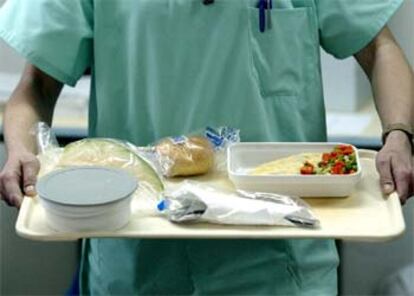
xmin=382 ymin=123 xmax=413 ymax=144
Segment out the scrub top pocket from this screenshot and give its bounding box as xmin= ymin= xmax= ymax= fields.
xmin=248 ymin=6 xmax=316 ymax=99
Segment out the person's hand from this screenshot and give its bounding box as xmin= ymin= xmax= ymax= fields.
xmin=376 ymin=130 xmax=413 ymax=204
xmin=0 ymin=149 xmax=40 ymax=208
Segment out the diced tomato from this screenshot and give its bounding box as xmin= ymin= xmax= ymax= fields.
xmin=300 ymin=165 xmax=314 ymax=175
xmin=331 ymin=162 xmax=345 ymax=174
xmin=300 ymin=161 xmax=315 ymax=174
xmin=330 ymin=167 xmax=340 ymax=174
xmin=336 ymin=145 xmax=354 ymax=155
xmin=322 ymin=153 xmax=331 ymax=162
xmin=330 ymin=151 xmax=338 ymax=158
xmin=337 ymin=144 xmax=349 ymax=150
xmin=343 ymin=147 xmax=354 ymax=155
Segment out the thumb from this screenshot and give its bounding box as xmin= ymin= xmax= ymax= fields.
xmin=21 ymin=157 xmax=40 ymax=196
xmin=376 ymin=155 xmax=395 ymax=195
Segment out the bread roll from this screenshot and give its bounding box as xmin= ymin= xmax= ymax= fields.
xmin=155 ymin=136 xmax=214 ymax=177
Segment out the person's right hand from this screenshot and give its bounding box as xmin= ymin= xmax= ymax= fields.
xmin=0 ymin=149 xmax=40 ymax=208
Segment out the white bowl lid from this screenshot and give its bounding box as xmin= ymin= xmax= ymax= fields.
xmin=37 ymin=166 xmax=138 ymax=206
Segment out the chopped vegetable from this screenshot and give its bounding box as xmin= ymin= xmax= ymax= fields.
xmin=322 ymin=153 xmax=331 ymax=162
xmin=300 ymin=161 xmax=315 ymax=175
xmin=300 ymin=145 xmax=357 ymax=175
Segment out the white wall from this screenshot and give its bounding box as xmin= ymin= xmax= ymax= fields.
xmin=0 ymin=0 xmax=23 ymax=74
xmin=0 ymin=38 xmax=24 ymax=74
xmin=0 ymin=46 xmax=24 ymax=74
xmin=389 ymin=0 xmax=414 ymax=64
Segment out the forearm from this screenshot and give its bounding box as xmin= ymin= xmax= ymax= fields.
xmin=4 ymin=93 xmax=49 ymax=155
xmin=3 ymin=64 xmax=62 ymax=155
xmin=371 ymin=41 xmax=413 ymax=129
xmin=355 ymin=27 xmax=414 ymax=131
xmin=355 ymin=27 xmax=414 ymax=203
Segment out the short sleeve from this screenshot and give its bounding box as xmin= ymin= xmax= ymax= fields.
xmin=0 ymin=0 xmax=93 ymax=86
xmin=316 ymin=0 xmax=403 ymax=59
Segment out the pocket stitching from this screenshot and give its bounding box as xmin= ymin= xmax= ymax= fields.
xmin=245 ymin=7 xmax=265 ymax=98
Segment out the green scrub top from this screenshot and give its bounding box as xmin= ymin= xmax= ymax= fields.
xmin=0 ymin=0 xmax=402 ymax=294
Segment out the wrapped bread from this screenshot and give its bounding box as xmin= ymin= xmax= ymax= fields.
xmin=155 ymin=136 xmax=214 ymax=177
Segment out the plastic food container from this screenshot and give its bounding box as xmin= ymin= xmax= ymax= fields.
xmin=37 ymin=166 xmax=138 ymax=232
xmin=228 ymin=142 xmax=362 ymax=197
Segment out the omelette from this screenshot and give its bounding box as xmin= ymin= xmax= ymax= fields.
xmin=251 ymin=153 xmax=322 ymax=175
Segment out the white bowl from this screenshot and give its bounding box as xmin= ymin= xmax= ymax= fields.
xmin=37 ymin=166 xmax=138 ymax=232
xmin=227 ymin=142 xmax=362 ymax=197
xmin=39 ymin=196 xmax=133 ymax=232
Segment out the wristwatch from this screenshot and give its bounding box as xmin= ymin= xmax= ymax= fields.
xmin=382 ymin=123 xmax=414 ymax=145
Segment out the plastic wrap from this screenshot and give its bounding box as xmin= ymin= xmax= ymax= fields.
xmin=33 ymin=122 xmax=64 ymax=177
xmin=34 ymin=123 xmax=164 ymax=206
xmin=154 ymin=135 xmax=215 ymax=177
xmin=33 ymin=122 xmax=59 ymax=154
xmin=140 ymin=127 xmax=240 ymax=178
xmin=157 ymin=181 xmax=319 ymax=228
xmin=205 ymin=126 xmax=240 ymax=173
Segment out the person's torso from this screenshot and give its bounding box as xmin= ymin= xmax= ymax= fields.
xmin=81 ymin=3 xmax=338 ymax=295
xmin=88 ymin=0 xmax=326 ymax=144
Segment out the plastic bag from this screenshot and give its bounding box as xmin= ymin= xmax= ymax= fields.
xmin=139 ymin=127 xmax=240 ymax=178
xmin=33 ymin=122 xmax=64 ymax=177
xmin=205 ymin=126 xmax=240 ymax=173
xmin=157 ymin=181 xmax=319 ymax=228
xmin=33 ymin=123 xmax=164 ymax=207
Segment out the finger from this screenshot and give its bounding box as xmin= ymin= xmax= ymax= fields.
xmin=376 ymin=155 xmax=395 ymax=194
xmin=392 ymin=158 xmax=411 ymax=204
xmin=2 ymin=173 xmax=24 ymax=208
xmin=21 ymin=157 xmax=40 ymax=196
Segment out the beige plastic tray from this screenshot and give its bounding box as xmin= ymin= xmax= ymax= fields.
xmin=15 ymin=150 xmax=405 ymax=242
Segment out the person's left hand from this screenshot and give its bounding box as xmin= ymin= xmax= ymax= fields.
xmin=376 ymin=130 xmax=414 ymax=204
